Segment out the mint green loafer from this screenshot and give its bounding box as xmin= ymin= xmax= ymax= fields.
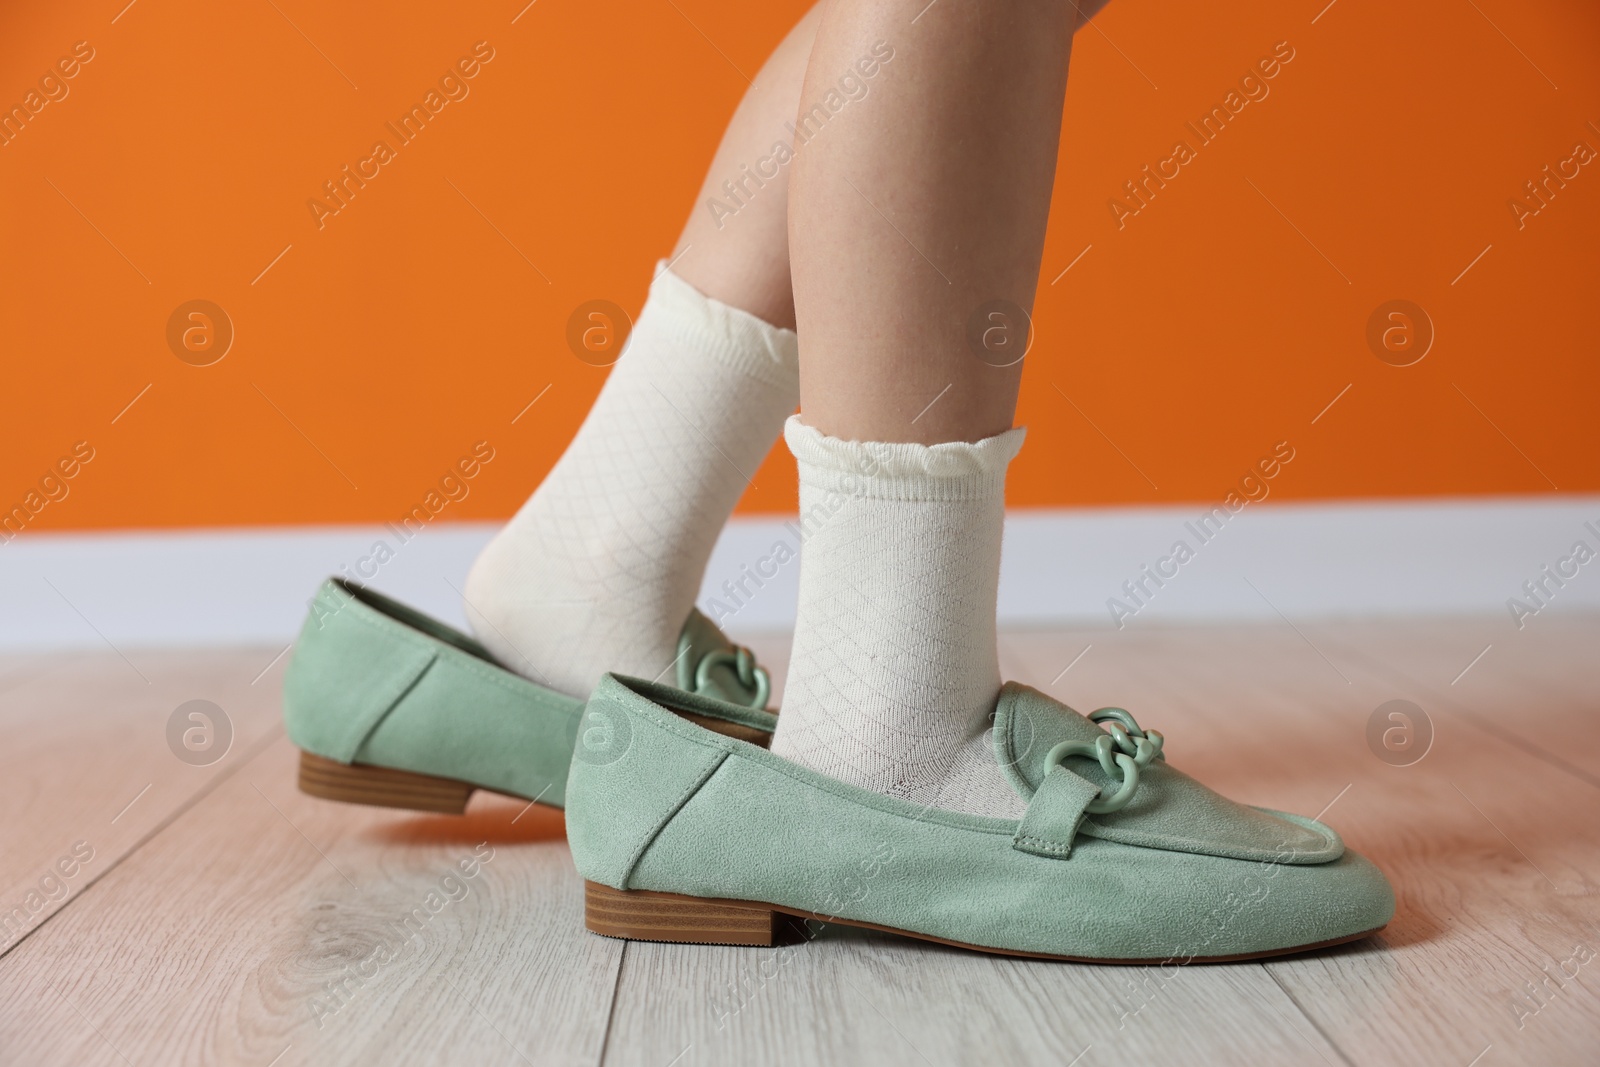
xmin=567 ymin=675 xmax=1394 ymax=963
xmin=281 ymin=579 xmax=771 ymax=814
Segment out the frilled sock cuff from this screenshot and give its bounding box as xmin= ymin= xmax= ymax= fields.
xmin=784 ymin=416 xmax=1025 ymax=502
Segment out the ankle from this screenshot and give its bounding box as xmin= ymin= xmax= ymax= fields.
xmin=772 ymin=418 xmax=1027 ymax=818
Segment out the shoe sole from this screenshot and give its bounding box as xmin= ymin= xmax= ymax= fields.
xmin=297 ymin=750 xmax=549 ymax=815
xmin=584 ymin=880 xmax=1385 ymax=964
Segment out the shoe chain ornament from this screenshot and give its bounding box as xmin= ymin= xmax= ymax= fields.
xmin=1044 ymin=708 xmax=1164 ymax=814
xmin=689 ymin=643 xmax=771 ymax=710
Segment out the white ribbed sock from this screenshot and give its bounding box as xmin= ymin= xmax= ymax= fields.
xmin=771 ymin=417 xmax=1027 ymax=819
xmin=464 ymin=266 xmax=798 ymax=697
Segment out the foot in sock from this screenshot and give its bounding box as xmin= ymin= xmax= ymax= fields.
xmin=464 ymin=266 xmax=799 ymax=699
xmin=771 ymin=416 xmax=1028 ymax=819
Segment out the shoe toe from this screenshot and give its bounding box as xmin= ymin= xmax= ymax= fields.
xmin=1233 ymin=846 xmax=1395 ymax=956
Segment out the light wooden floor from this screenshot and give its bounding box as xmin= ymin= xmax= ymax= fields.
xmin=2 ymin=615 xmax=1597 ymax=1066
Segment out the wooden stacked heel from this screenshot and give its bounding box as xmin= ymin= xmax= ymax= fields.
xmin=297 ymin=751 xmax=476 ymax=814
xmin=584 ymin=881 xmax=779 ymax=946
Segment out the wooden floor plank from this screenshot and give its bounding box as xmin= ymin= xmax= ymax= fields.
xmin=600 ymin=918 xmax=1341 ymax=1067
xmin=0 ymin=737 xmax=621 ymax=1067
xmin=1261 ymin=619 xmax=1600 ymax=1067
xmin=4 ymin=619 xmax=1597 ymax=1066
xmin=1317 ymin=614 xmax=1600 ymax=782
xmin=0 ymin=645 xmax=290 ymax=956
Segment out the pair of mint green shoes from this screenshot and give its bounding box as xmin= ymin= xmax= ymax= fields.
xmin=284 ymin=578 xmax=1393 ymax=963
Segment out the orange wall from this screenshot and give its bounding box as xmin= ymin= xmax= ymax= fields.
xmin=2 ymin=0 xmax=1597 ymax=535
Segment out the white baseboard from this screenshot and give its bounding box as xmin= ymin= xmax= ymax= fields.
xmin=2 ymin=496 xmax=1596 ymax=650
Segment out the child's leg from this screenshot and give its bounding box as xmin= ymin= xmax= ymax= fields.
xmin=777 ymin=0 xmax=1077 ymax=816
xmin=465 ymin=7 xmax=821 ymax=696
